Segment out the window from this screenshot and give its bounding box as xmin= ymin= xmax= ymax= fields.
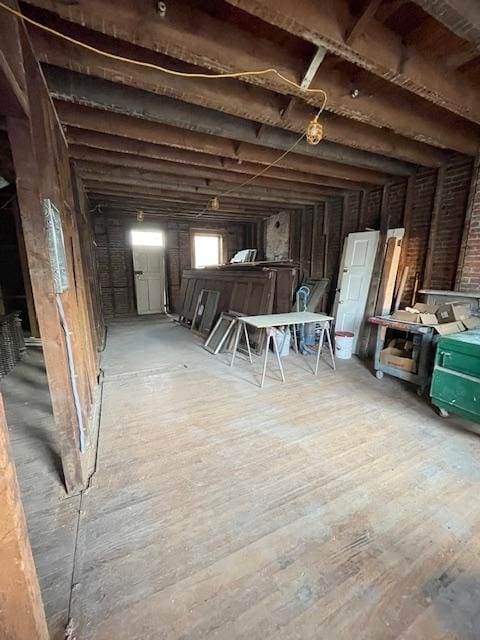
xmin=193 ymin=234 xmax=222 ymax=268
xmin=131 ymin=230 xmax=164 ymax=247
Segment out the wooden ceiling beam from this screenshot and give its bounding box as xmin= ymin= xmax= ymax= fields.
xmin=83 ymin=186 xmax=298 ymax=210
xmin=411 ymin=1 xmax=480 ymax=48
xmin=64 ymin=116 xmax=388 ymax=185
xmin=45 ymin=66 xmax=413 ymax=176
xmin=225 ymin=0 xmax=480 ymax=127
xmin=68 ymin=142 xmax=369 ymax=191
xmin=78 ymin=167 xmax=323 ymax=204
xmin=94 ymin=208 xmax=261 ymax=222
xmin=73 ymin=153 xmax=343 ymax=198
xmin=21 ymin=0 xmax=480 ymax=155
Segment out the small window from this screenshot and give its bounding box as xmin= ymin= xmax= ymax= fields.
xmin=131 ymin=230 xmax=164 ymax=247
xmin=194 ymin=234 xmax=222 ymax=268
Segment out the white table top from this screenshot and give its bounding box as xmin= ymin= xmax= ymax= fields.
xmin=241 ymin=311 xmax=333 ymax=328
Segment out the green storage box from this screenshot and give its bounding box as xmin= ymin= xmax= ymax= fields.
xmin=430 ymin=329 xmax=480 ymax=423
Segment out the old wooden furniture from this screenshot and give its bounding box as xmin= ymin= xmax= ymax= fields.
xmin=230 ymin=311 xmax=335 ymax=388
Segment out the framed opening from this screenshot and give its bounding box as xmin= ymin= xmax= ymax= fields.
xmin=193 ymin=233 xmax=222 ymax=268
xmin=131 ymin=229 xmax=164 ymax=247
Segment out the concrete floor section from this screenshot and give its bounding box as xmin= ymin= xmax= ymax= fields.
xmin=5 ymin=317 xmax=480 ymax=639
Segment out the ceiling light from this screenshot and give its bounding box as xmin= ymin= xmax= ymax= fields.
xmin=137 ymin=210 xmax=145 ymax=222
xmin=210 ymin=196 xmax=220 ymax=210
xmin=306 ymin=116 xmax=323 ymax=145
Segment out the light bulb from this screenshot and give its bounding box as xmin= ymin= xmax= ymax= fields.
xmin=210 ymin=196 xmax=220 ymax=210
xmin=137 ymin=210 xmax=145 ymax=222
xmin=306 ymin=117 xmax=323 ymax=145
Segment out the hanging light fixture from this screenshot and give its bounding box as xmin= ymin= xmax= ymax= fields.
xmin=306 ymin=115 xmax=323 ymax=145
xmin=210 ymin=196 xmax=220 ymax=210
xmin=136 ymin=210 xmax=145 ymax=222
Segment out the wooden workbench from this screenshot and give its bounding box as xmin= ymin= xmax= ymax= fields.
xmin=369 ymin=315 xmax=437 ymax=395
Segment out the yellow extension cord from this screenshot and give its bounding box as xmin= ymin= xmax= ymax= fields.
xmin=0 ymin=1 xmax=328 ymax=214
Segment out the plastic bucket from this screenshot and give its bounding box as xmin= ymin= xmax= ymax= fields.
xmin=335 ymin=331 xmax=354 ymax=359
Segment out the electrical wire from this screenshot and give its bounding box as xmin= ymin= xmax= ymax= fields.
xmin=0 ymin=1 xmax=327 ymax=107
xmin=0 ymin=1 xmax=328 ymax=213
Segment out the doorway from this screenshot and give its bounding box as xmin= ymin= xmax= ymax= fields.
xmin=131 ymin=229 xmax=166 ymax=315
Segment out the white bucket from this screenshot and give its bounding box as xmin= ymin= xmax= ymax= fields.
xmin=335 ymin=331 xmax=354 ymax=359
xmin=276 ymin=327 xmax=291 ymax=357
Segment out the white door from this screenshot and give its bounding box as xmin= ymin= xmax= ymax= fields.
xmin=334 ymin=231 xmax=380 ymax=354
xmin=132 ymin=245 xmax=166 ymax=314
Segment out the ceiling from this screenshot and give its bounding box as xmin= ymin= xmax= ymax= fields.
xmin=15 ymin=0 xmax=480 ymax=222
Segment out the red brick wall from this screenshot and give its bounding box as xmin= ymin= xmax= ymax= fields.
xmin=402 ymin=168 xmax=437 ymax=303
xmin=458 ymin=159 xmax=480 ymax=293
xmin=430 ymin=156 xmax=473 ymax=290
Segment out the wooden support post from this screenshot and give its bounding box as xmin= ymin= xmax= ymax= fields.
xmin=358 ymin=183 xmax=391 ymax=358
xmin=0 ymin=393 xmax=50 ymax=640
xmin=396 ymin=175 xmax=414 ymax=302
xmin=423 ymin=167 xmax=446 ymax=288
xmin=12 ymin=198 xmax=40 ymax=338
xmin=8 ymin=117 xmax=85 ymax=494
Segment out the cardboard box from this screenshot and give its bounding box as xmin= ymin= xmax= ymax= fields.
xmin=463 ymin=316 xmax=480 ymax=330
xmin=414 ymin=303 xmax=438 ymax=314
xmin=434 ymin=321 xmax=465 ymax=335
xmin=392 ymin=310 xmax=419 ymax=322
xmin=436 ymin=302 xmax=471 ymax=324
xmin=380 ymin=347 xmax=417 ymax=373
xmin=419 ymin=312 xmax=438 ymax=325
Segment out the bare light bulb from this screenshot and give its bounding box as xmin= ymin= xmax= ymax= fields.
xmin=210 ymin=196 xmax=220 ymax=210
xmin=137 ymin=210 xmax=145 ymax=222
xmin=306 ymin=117 xmax=323 ymax=145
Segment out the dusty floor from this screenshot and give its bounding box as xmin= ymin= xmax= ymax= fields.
xmin=5 ymin=317 xmax=480 ymax=639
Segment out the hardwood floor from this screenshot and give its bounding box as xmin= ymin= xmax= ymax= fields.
xmin=8 ymin=317 xmax=480 ymax=639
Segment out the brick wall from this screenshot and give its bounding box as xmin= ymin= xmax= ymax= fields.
xmin=458 ymin=159 xmax=480 ymax=293
xmin=430 ymin=156 xmax=473 ymax=290
xmin=95 ymin=214 xmax=254 ymax=317
xmin=402 ymin=168 xmax=437 ymax=303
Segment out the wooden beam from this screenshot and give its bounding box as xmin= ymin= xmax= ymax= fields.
xmin=8 ymin=116 xmax=85 ymax=493
xmin=74 ymin=156 xmax=343 ymax=198
xmin=0 ymin=1 xmax=29 ymax=118
xmin=412 ymin=0 xmax=480 ymax=48
xmin=44 ymin=66 xmax=414 ymax=176
xmin=225 ymin=0 xmax=480 ymax=126
xmin=79 ymin=167 xmax=324 ymax=204
xmin=423 ymin=167 xmax=446 ymax=287
xmin=22 ymin=0 xmax=480 ymax=154
xmin=346 ymin=0 xmax=383 ymax=44
xmin=68 ymin=144 xmax=365 ymax=191
xmin=28 ymin=19 xmax=447 ymax=166
xmin=0 ymin=392 xmax=50 ymax=640
xmin=63 ymin=116 xmax=388 ymax=185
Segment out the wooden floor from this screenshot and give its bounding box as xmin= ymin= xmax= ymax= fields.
xmin=7 ymin=317 xmax=480 ymax=639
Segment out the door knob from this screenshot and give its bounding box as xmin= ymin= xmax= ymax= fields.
xmin=134 ymin=270 xmax=144 ymax=275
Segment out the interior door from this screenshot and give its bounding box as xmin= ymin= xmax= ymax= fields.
xmin=132 ymin=245 xmax=166 ymax=315
xmin=334 ymin=231 xmax=380 ymax=353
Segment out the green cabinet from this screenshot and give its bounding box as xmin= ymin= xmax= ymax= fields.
xmin=430 ymin=329 xmax=480 ymax=423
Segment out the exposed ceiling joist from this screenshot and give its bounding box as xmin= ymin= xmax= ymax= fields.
xmin=22 ymin=0 xmax=480 ymax=155
xmin=412 ymin=0 xmax=480 ymax=48
xmin=67 ymin=133 xmax=371 ymax=190
xmin=29 ymin=23 xmax=446 ymax=167
xmin=225 ymin=0 xmax=480 ymax=126
xmin=45 ymin=65 xmax=414 ymax=176
xmin=72 ymin=150 xmax=345 ymax=198
xmin=62 ymin=113 xmax=390 ymax=185
xmin=79 ymin=166 xmax=326 ymax=204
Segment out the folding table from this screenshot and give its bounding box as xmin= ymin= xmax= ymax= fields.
xmin=230 ymin=311 xmax=335 ymax=387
